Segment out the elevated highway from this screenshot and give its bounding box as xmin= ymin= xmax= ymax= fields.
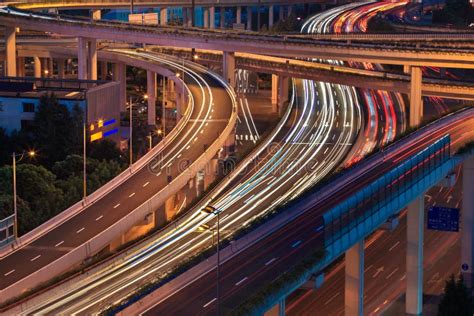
xmin=2 ymin=8 xmax=474 ymax=68
xmin=0 ymin=49 xmax=237 ymax=303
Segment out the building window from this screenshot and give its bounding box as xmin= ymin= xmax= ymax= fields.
xmin=22 ymin=103 xmax=35 ymax=113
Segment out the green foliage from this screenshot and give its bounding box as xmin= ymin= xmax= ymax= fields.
xmin=269 ymin=13 xmax=301 ymax=33
xmin=438 ymin=274 xmax=474 ymax=316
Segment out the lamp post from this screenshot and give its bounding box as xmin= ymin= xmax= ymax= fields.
xmin=12 ymin=150 xmax=35 ymax=239
xmin=202 ymin=205 xmax=221 ymax=316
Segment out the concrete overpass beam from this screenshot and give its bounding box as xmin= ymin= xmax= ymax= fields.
xmin=264 ymin=298 xmax=285 ymax=316
xmin=223 ymin=51 xmax=236 ymax=88
xmin=5 ymin=26 xmax=16 ymax=77
xmin=271 ymin=74 xmax=278 ymax=111
xmin=236 ymin=6 xmax=242 ymax=24
xmin=220 ymin=7 xmax=225 ymax=28
xmin=91 ymin=9 xmax=101 ymax=20
xmin=462 ymin=156 xmax=474 ymax=289
xmin=246 ymin=6 xmax=252 ymax=30
xmin=406 ymin=196 xmax=424 ymax=316
xmin=269 ymin=5 xmax=274 ymax=28
xmin=78 ymin=37 xmax=88 ymax=80
xmin=278 ymin=76 xmax=289 ymax=117
xmin=160 ymin=8 xmax=168 ymax=26
xmin=147 ymin=71 xmax=157 ymax=126
xmin=88 ymin=38 xmax=97 ymax=80
xmin=203 ymin=7 xmax=210 ymax=28
xmin=33 ymin=56 xmax=41 ymax=78
xmin=209 ymin=7 xmax=215 ymax=29
xmin=345 ymin=240 xmax=364 ymax=316
xmin=409 ymin=66 xmax=423 ymax=128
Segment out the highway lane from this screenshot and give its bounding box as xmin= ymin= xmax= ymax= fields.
xmin=145 ymin=107 xmax=474 ymax=315
xmin=12 ymin=75 xmax=361 ymax=314
xmin=0 ymin=50 xmax=235 ymax=295
xmin=286 ymin=170 xmax=463 ymax=315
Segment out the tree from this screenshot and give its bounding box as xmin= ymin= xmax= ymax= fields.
xmin=438 ymin=274 xmax=473 ymax=316
xmin=88 ymin=139 xmax=126 ymax=164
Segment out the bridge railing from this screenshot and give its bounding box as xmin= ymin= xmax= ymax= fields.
xmin=323 ymin=135 xmax=451 ymax=256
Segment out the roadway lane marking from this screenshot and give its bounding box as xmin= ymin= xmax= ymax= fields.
xmin=30 ymin=255 xmax=41 ymax=262
xmin=364 ymin=264 xmax=373 ymax=273
xmin=143 ymin=181 xmax=150 ymax=187
xmin=324 ymin=292 xmax=339 ymax=306
xmin=96 ymin=215 xmax=104 ymax=221
xmin=4 ymin=269 xmax=15 ymax=276
xmin=129 ymin=192 xmax=136 ymax=198
xmin=265 ymin=257 xmax=277 ymax=266
xmin=315 ymin=225 xmax=324 ymax=232
xmin=55 ymin=241 xmax=64 ymax=247
xmin=385 ymin=267 xmax=399 ymax=280
xmin=235 ymin=276 xmax=248 ymax=286
xmin=77 ymin=227 xmax=85 ymax=234
xmin=203 ymin=298 xmax=216 ymax=308
xmin=389 ymin=241 xmax=400 ymax=252
xmin=114 ymin=203 xmax=121 ymax=209
xmin=291 ymin=240 xmax=302 ymax=248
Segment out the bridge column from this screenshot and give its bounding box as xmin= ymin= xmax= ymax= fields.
xmin=91 ymin=9 xmax=101 ymax=20
xmin=462 ymin=156 xmax=474 ymax=289
xmin=33 ymin=56 xmax=41 ymax=77
xmin=409 ymin=66 xmax=423 ymax=127
xmin=182 ymin=7 xmax=188 ymax=26
xmin=203 ymin=7 xmax=210 ymax=28
xmin=147 ymin=71 xmax=157 ymax=126
xmin=278 ymin=76 xmax=289 ymax=117
xmin=210 ymin=6 xmax=217 ymax=29
xmin=246 ymin=6 xmax=252 ymax=30
xmin=16 ymin=57 xmax=25 ymax=77
xmin=78 ymin=37 xmax=88 ymax=80
xmin=406 ymin=196 xmax=424 ymax=315
xmin=279 ymin=5 xmax=285 ymax=21
xmin=220 ymin=7 xmax=225 ymax=28
xmin=269 ymin=5 xmax=274 ymax=28
xmin=113 ymin=63 xmax=127 ymax=111
xmin=236 ymin=6 xmax=242 ymax=24
xmin=271 ymin=74 xmax=278 ymax=112
xmin=264 ymin=298 xmax=285 ymax=316
xmin=287 ymin=5 xmax=293 ymax=17
xmin=345 ymin=240 xmax=364 ymax=316
xmin=58 ymin=58 xmax=66 ymax=79
xmin=223 ymin=51 xmax=235 ymax=88
xmin=100 ymin=61 xmax=108 ymax=80
xmin=5 ymin=26 xmax=16 ymax=77
xmin=160 ymin=8 xmax=168 ymax=26
xmin=88 ymin=38 xmax=97 ymax=80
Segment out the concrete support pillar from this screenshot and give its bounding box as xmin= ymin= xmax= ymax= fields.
xmin=271 ymin=74 xmax=278 ymax=112
xmin=182 ymin=7 xmax=188 ymax=26
xmin=195 ymin=170 xmax=205 ymax=197
xmin=209 ymin=6 xmax=215 ymax=29
xmin=223 ymin=51 xmax=235 ymax=88
xmin=462 ymin=156 xmax=474 ymax=289
xmin=58 ymin=58 xmax=65 ymax=79
xmin=78 ymin=37 xmax=88 ymax=80
xmin=187 ymin=7 xmax=193 ymax=27
xmin=100 ymin=61 xmax=108 ymax=80
xmin=147 ymin=71 xmax=157 ymax=126
xmin=269 ymin=5 xmax=274 ymax=28
xmin=220 ymin=7 xmax=225 ymax=28
xmin=91 ymin=9 xmax=101 ymax=20
xmin=279 ymin=5 xmax=285 ymax=20
xmin=203 ymin=7 xmax=209 ymax=28
xmin=236 ymin=6 xmax=242 ymax=24
xmin=5 ymin=26 xmax=16 ymax=77
xmin=16 ymin=57 xmax=25 ymax=77
xmin=48 ymin=58 xmax=53 ymax=76
xmin=160 ymin=8 xmax=168 ymax=25
xmin=287 ymin=5 xmax=293 ymax=17
xmin=264 ymin=299 xmax=285 ymax=316
xmin=278 ymin=76 xmax=289 ymax=117
xmin=409 ymin=66 xmax=422 ymax=128
xmin=345 ymin=240 xmax=364 ymax=316
xmin=113 ymin=63 xmax=127 ymax=111
xmin=403 ymin=64 xmax=411 ymax=74
xmin=88 ymin=38 xmax=97 ymax=80
xmin=246 ymin=6 xmax=252 ymax=30
xmin=406 ymin=196 xmax=424 ymax=316
xmin=33 ymin=56 xmax=41 ymax=78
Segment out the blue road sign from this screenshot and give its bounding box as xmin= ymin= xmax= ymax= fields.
xmin=427 ymin=206 xmax=459 ymax=232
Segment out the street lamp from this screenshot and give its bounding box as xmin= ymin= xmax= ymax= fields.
xmin=202 ymin=205 xmax=222 ymax=316
xmin=12 ymin=150 xmax=35 ymax=239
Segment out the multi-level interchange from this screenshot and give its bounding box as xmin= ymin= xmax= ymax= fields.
xmin=0 ymin=1 xmax=474 ymax=315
